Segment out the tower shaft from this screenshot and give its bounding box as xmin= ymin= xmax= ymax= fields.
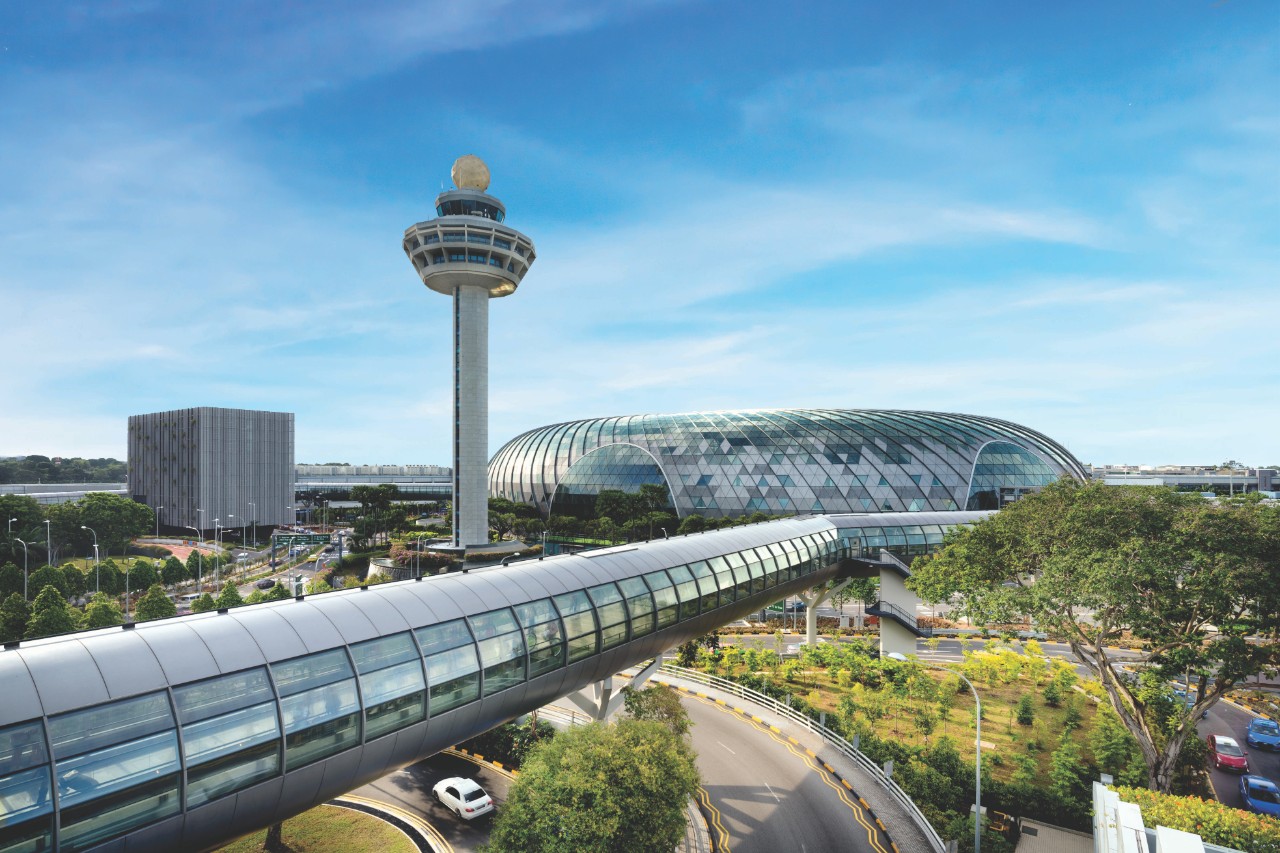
xmin=453 ymin=284 xmax=490 ymax=548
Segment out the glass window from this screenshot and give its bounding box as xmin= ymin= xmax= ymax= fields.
xmin=643 ymin=571 xmax=679 ymax=629
xmin=687 ymin=560 xmax=719 ymax=611
xmin=0 ymin=720 xmax=53 ymax=853
xmin=666 ymin=566 xmax=701 ymax=620
xmin=587 ymin=583 xmax=630 ymax=650
xmin=272 ymin=649 xmax=361 ymax=770
xmin=173 ymin=669 xmax=281 ymax=807
xmin=725 ymin=552 xmax=753 ymax=600
xmin=469 ymin=609 xmax=527 ymax=697
xmin=50 ymin=693 xmax=181 ymax=853
xmin=443 ymin=231 xmax=466 ymax=242
xmin=492 ymin=237 xmax=512 ymax=249
xmin=514 ymin=599 xmax=565 ymax=678
xmin=616 ymin=576 xmax=655 ymax=638
xmin=708 ymin=555 xmax=737 ymax=604
xmin=554 ymin=591 xmax=599 ymax=663
xmin=417 ymin=620 xmax=480 ymax=714
xmin=351 ymin=634 xmax=426 ymax=740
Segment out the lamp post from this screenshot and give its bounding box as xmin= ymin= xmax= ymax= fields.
xmin=43 ymin=519 xmax=51 ymax=565
xmin=415 ymin=533 xmax=427 ymax=579
xmin=186 ymin=526 xmax=203 ymax=590
xmin=155 ymin=506 xmax=164 ymax=539
xmin=889 ymin=652 xmax=982 ymax=853
xmin=124 ymin=562 xmax=131 ymax=622
xmin=248 ymin=502 xmax=256 ymax=548
xmin=196 ymin=508 xmax=205 ymax=538
xmin=322 ymin=500 xmax=330 ymax=531
xmin=214 ymin=519 xmax=222 ymax=590
xmin=14 ymin=537 xmax=28 ymax=600
xmin=80 ymin=525 xmax=99 ymax=594
xmin=6 ymin=517 xmax=15 ymax=536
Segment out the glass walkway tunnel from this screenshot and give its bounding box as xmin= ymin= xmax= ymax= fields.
xmin=1 ymin=515 xmax=871 ymax=853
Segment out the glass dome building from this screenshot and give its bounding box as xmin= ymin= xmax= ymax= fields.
xmin=489 ymin=409 xmax=1086 ymax=519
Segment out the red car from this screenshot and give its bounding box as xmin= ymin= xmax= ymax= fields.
xmin=1207 ymin=734 xmax=1250 ymax=773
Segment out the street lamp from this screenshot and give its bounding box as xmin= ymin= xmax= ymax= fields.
xmin=14 ymin=538 xmax=28 ymax=600
xmin=213 ymin=520 xmax=222 ymax=589
xmin=6 ymin=517 xmax=15 ymax=536
xmin=43 ymin=519 xmax=51 ymax=564
xmin=196 ymin=508 xmax=205 ymax=537
xmin=248 ymin=502 xmax=256 ymax=548
xmin=155 ymin=506 xmax=164 ymax=539
xmin=889 ymin=652 xmax=982 ymax=853
xmin=415 ymin=533 xmax=427 ymax=579
xmin=80 ymin=525 xmax=99 ymax=594
xmin=186 ymin=526 xmax=203 ymax=590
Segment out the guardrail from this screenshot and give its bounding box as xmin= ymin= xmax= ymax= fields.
xmin=653 ymin=663 xmax=947 ymax=853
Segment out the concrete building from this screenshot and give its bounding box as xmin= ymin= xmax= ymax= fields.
xmin=402 ymin=155 xmax=536 ymax=549
xmin=127 ymin=407 xmax=294 ymax=534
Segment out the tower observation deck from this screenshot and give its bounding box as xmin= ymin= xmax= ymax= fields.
xmin=403 ymin=156 xmax=536 ymax=548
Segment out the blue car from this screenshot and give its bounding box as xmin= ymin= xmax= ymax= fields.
xmin=1246 ymin=718 xmax=1280 ymax=751
xmin=1239 ymin=774 xmax=1280 ymax=817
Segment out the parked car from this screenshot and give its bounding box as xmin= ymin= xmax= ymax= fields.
xmin=1206 ymin=734 xmax=1250 ymax=773
xmin=1238 ymin=774 xmax=1280 ymax=817
xmin=254 ymin=578 xmax=277 ymax=590
xmin=784 ymin=601 xmax=806 ymax=612
xmin=1245 ymin=718 xmax=1280 ymax=752
xmin=432 ymin=777 xmax=494 ymax=820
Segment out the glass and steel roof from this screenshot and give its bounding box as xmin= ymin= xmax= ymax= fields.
xmin=490 ymin=409 xmax=1087 ymax=519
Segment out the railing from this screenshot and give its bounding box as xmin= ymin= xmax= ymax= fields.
xmin=652 ymin=663 xmax=947 ymax=853
xmin=867 ymin=599 xmax=932 ymax=637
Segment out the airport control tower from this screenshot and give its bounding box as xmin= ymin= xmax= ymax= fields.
xmin=403 ymin=156 xmax=537 ymax=549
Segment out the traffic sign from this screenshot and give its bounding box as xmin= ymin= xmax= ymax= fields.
xmin=273 ymin=534 xmax=330 ymax=548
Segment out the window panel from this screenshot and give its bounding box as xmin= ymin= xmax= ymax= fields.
xmin=514 ymin=599 xmax=566 ymax=678
xmin=554 ymin=591 xmax=599 ymax=662
xmin=272 ymin=651 xmax=361 ymax=769
xmin=617 ymin=576 xmax=655 ymax=638
xmin=0 ymin=721 xmax=53 ymax=853
xmin=665 ymin=566 xmax=701 ymax=620
xmin=687 ymin=560 xmax=719 ymax=611
xmin=174 ymin=670 xmax=282 ymax=805
xmin=173 ymin=668 xmax=275 ymax=726
xmin=470 ymin=609 xmax=527 ymax=697
xmin=643 ymin=571 xmax=679 ymax=628
xmin=587 ymin=584 xmax=629 ymax=650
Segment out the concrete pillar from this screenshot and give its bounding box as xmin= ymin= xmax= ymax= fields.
xmin=453 ymin=285 xmax=489 ymax=548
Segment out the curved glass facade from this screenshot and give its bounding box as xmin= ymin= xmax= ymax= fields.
xmin=490 ymin=409 xmax=1087 ymax=519
xmin=550 ymin=443 xmax=671 ymax=518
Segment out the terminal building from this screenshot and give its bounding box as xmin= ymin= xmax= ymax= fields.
xmin=490 ymin=408 xmax=1088 ymax=520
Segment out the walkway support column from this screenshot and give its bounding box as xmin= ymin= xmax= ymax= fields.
xmin=801 ymin=579 xmax=852 ymax=647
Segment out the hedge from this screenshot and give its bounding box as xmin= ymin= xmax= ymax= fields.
xmin=1113 ymin=786 xmax=1280 ymax=853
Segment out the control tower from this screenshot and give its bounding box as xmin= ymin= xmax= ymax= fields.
xmin=403 ymin=156 xmax=537 ymax=548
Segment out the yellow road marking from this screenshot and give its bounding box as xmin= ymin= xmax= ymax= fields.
xmin=697 ymin=785 xmax=733 ymax=853
xmin=686 ymin=693 xmax=891 ymax=853
xmin=443 ymin=747 xmax=518 ymax=781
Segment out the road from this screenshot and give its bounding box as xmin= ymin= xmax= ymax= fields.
xmin=682 ymin=692 xmax=892 ymax=853
xmin=353 ymin=751 xmax=511 ymax=853
xmin=1198 ymin=700 xmax=1279 ymax=808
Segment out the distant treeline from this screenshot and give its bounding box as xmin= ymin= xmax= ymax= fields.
xmin=0 ymin=455 xmax=127 ymax=484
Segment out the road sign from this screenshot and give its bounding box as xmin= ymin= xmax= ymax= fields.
xmin=273 ymin=534 xmax=330 ymax=548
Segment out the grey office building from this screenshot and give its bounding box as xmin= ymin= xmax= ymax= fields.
xmin=128 ymin=407 xmax=295 ymax=534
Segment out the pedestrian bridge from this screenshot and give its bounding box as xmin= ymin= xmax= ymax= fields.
xmin=0 ymin=512 xmax=981 ymax=853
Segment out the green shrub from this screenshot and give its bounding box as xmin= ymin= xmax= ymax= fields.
xmin=1113 ymin=786 xmax=1280 ymax=853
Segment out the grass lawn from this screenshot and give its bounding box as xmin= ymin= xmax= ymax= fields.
xmin=216 ymin=805 xmax=415 ymax=853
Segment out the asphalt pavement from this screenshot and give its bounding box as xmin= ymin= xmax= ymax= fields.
xmin=352 ymin=752 xmax=510 ymax=853
xmin=1198 ymin=699 xmax=1280 ymax=809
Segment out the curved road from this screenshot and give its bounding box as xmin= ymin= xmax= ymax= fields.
xmin=681 ymin=692 xmax=893 ymax=853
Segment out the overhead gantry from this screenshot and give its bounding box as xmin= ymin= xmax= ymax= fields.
xmin=0 ymin=516 xmax=860 ymax=853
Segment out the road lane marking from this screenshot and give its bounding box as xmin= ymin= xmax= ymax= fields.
xmin=685 ymin=692 xmax=891 ymax=853
xmin=763 ymin=781 xmax=781 ymax=803
xmin=717 ymin=740 xmax=737 ymax=755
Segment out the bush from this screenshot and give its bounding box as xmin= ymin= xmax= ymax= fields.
xmin=1113 ymin=786 xmax=1280 ymax=853
xmin=1015 ymin=694 xmax=1035 ymax=726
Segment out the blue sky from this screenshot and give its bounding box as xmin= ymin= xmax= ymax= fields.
xmin=1 ymin=1 xmax=1276 ymax=467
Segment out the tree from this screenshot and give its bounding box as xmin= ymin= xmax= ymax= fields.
xmin=1048 ymin=734 xmax=1091 ymax=820
xmin=486 ymin=719 xmax=700 ymax=853
xmin=28 ymin=565 xmax=67 ymax=598
xmin=83 ymin=592 xmax=125 ymax=629
xmin=186 ymin=550 xmax=204 ymax=584
xmin=1015 ymin=694 xmax=1035 ymax=726
xmin=0 ymin=494 xmax=43 ymax=563
xmin=135 ymin=585 xmax=176 ymax=621
xmin=676 ymin=515 xmax=708 ymax=535
xmin=0 ymin=593 xmax=32 ymax=643
xmin=190 ymin=593 xmax=216 ymax=613
xmin=77 ymin=492 xmax=153 ymax=557
xmin=60 ymin=565 xmax=87 ymax=599
xmin=215 ymin=583 xmax=244 ymax=609
xmin=622 ymin=684 xmax=692 ymax=737
xmin=908 ymin=479 xmax=1280 ymax=792
xmin=1043 ymin=680 xmax=1062 ymax=707
xmin=593 ymin=490 xmax=636 ymax=523
xmin=0 ymin=563 xmax=22 ymax=600
xmin=25 ymin=585 xmax=80 ymax=638
xmin=129 ymin=560 xmax=159 ymax=592
xmin=161 ymin=556 xmax=187 ymax=587
xmin=96 ymin=560 xmax=123 ymax=597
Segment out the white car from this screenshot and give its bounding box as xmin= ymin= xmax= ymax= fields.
xmin=432 ymin=777 xmax=494 ymax=820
